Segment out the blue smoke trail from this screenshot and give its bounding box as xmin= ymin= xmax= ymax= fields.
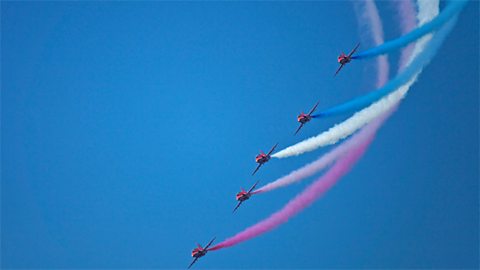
xmin=352 ymin=0 xmax=467 ymax=59
xmin=313 ymin=3 xmax=466 ymax=118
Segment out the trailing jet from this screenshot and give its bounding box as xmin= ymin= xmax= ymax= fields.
xmin=188 ymin=237 xmax=216 ymax=269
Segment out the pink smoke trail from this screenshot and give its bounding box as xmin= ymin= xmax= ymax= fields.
xmin=393 ymin=0 xmax=418 ymax=70
xmin=354 ymin=0 xmax=389 ymax=87
xmin=210 ymin=133 xmax=374 ymax=251
xmin=211 ymin=104 xmax=399 ymax=252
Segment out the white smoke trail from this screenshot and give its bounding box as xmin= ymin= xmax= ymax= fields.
xmin=273 ymin=0 xmax=439 ymax=159
xmin=405 ymin=0 xmax=439 ymax=67
xmin=255 ymin=117 xmax=382 ymax=193
xmin=273 ymin=78 xmax=415 ymax=158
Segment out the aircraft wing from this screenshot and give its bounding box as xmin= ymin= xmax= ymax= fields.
xmin=252 ymin=163 xmax=263 ymax=176
xmin=348 ymin=42 xmax=360 ymax=57
xmin=247 ymin=180 xmax=260 ymax=194
xmin=204 ymin=237 xmax=216 ymax=250
xmin=308 ymin=101 xmax=320 ymax=115
xmin=188 ymin=257 xmax=199 ymax=269
xmin=267 ymin=143 xmax=278 ymax=156
xmin=334 ymin=64 xmax=345 ymax=76
xmin=232 ymin=201 xmax=243 ymax=213
xmin=294 ymin=123 xmax=304 ymax=135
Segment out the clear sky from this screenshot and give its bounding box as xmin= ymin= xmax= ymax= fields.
xmin=2 ymin=1 xmax=478 ymax=269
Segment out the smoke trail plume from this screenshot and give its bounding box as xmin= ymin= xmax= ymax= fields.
xmin=311 ymin=1 xmax=464 ymax=117
xmin=208 ymin=0 xmax=459 ymax=256
xmin=354 ymin=0 xmax=389 ymax=87
xmin=255 ymin=119 xmax=381 ymax=193
xmin=393 ymin=0 xmax=418 ymax=70
xmin=352 ymin=0 xmax=466 ymax=59
xmin=210 ymin=18 xmax=457 ymax=251
xmin=273 ymin=2 xmax=454 ymax=159
xmin=209 ymin=136 xmax=373 ymax=251
xmin=403 ymin=0 xmax=440 ymax=68
xmin=273 ymin=79 xmax=414 ymax=157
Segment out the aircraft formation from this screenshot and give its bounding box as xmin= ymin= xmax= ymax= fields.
xmin=188 ymin=43 xmax=360 ymax=269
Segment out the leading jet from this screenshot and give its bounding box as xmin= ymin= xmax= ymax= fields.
xmin=335 ymin=42 xmax=360 ymax=76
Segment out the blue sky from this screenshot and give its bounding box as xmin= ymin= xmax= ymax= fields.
xmin=2 ymin=1 xmax=478 ymax=269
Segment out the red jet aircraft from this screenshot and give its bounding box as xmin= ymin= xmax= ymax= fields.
xmin=335 ymin=43 xmax=360 ymax=76
xmin=188 ymin=237 xmax=216 ymax=269
xmin=233 ymin=180 xmax=260 ymax=213
xmin=295 ymin=101 xmax=320 ymax=135
xmin=252 ymin=143 xmax=278 ymax=175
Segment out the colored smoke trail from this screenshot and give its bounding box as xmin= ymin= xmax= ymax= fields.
xmin=417 ymin=0 xmax=441 ymax=25
xmin=208 ymin=0 xmax=444 ymax=254
xmin=273 ymin=7 xmax=457 ymax=158
xmin=253 ymin=0 xmax=389 ymax=195
xmin=254 ymin=119 xmax=380 ymax=194
xmin=255 ymin=0 xmax=417 ymax=227
xmin=394 ymin=0 xmax=418 ymax=70
xmin=404 ymin=0 xmax=440 ymax=68
xmin=312 ymin=1 xmax=465 ymax=117
xmin=209 ymin=135 xmax=373 ymax=251
xmin=354 ymin=0 xmax=389 ymax=87
xmin=272 ymin=77 xmax=415 ymax=158
xmin=352 ymin=0 xmax=466 ymax=60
